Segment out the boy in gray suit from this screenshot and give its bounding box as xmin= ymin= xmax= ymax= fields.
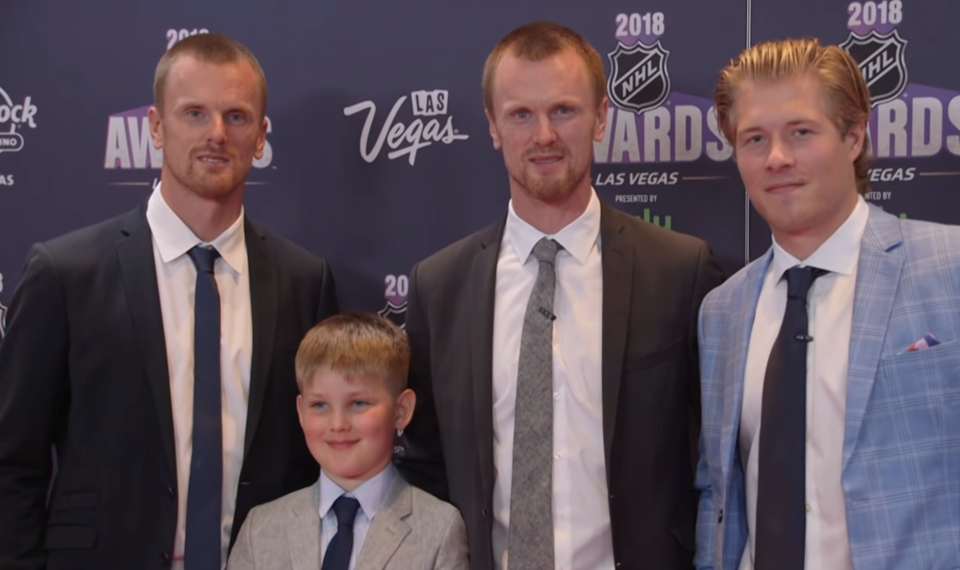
xmin=227 ymin=313 xmax=468 ymax=570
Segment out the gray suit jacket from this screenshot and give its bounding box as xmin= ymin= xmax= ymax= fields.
xmin=227 ymin=473 xmax=469 ymax=570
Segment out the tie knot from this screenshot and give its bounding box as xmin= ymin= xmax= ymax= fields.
xmin=331 ymin=496 xmax=361 ymax=528
xmin=783 ymin=266 xmax=828 ymax=300
xmin=531 ymin=238 xmax=560 ymax=265
xmin=188 ymin=246 xmax=220 ymax=274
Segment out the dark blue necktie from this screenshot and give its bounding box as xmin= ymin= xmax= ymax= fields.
xmin=755 ymin=265 xmax=828 ymax=570
xmin=184 ymin=245 xmax=223 ymax=570
xmin=322 ymin=496 xmax=361 ymax=570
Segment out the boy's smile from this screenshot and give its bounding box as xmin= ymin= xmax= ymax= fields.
xmin=297 ymin=367 xmax=414 ymax=492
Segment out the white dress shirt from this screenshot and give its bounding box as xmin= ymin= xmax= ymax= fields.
xmin=318 ymin=465 xmax=395 ymax=570
xmin=739 ymin=196 xmax=869 ymax=570
xmin=146 ymin=186 xmax=253 ymax=570
xmin=491 ymin=189 xmax=614 ymax=570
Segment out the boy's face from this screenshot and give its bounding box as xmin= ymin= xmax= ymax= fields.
xmin=297 ymin=367 xmax=414 ymax=491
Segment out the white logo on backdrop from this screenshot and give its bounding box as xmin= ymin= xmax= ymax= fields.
xmin=344 ymin=89 xmax=469 ymax=166
xmin=0 ymin=87 xmax=38 ymax=155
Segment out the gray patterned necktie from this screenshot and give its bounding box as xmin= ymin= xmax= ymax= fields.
xmin=508 ymin=237 xmax=560 ymax=570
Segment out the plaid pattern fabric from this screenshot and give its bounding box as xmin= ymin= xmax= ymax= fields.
xmin=695 ymin=204 xmax=960 ymax=570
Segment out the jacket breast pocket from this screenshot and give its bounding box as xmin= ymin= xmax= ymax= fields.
xmin=44 ymin=525 xmax=97 ymax=550
xmin=622 ymin=337 xmax=686 ymax=412
xmin=877 ymin=339 xmax=960 ymax=437
xmin=880 ymin=339 xmax=960 ymax=387
xmin=625 ymin=336 xmax=683 ymax=372
xmin=52 ymin=490 xmax=98 ymax=510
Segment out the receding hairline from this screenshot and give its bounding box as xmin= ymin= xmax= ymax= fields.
xmin=482 ymin=22 xmax=607 ymax=113
xmin=152 ymin=35 xmax=268 ymax=117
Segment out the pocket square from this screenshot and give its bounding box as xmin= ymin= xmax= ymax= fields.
xmin=907 ymin=333 xmax=940 ymax=352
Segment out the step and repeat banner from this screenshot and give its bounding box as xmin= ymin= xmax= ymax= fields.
xmin=0 ymin=0 xmax=957 ymax=339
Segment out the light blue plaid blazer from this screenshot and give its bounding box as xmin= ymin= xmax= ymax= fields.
xmin=695 ymin=204 xmax=960 ymax=570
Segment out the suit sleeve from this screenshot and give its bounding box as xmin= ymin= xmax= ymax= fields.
xmin=686 ymin=242 xmax=726 ymax=474
xmin=314 ymin=259 xmax=340 ymax=322
xmin=433 ymin=507 xmax=470 ymax=570
xmin=694 ymin=299 xmax=717 ymax=570
xmin=226 ymin=505 xmax=259 ymax=570
xmin=0 ymin=244 xmax=71 ymax=570
xmin=394 ymin=261 xmax=449 ymax=500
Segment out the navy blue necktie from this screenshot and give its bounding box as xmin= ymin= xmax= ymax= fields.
xmin=184 ymin=245 xmax=223 ymax=570
xmin=755 ymin=265 xmax=828 ymax=570
xmin=322 ymin=496 xmax=361 ymax=570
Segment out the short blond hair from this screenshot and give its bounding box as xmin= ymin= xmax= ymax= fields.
xmin=295 ymin=313 xmax=409 ymax=396
xmin=153 ymin=33 xmax=268 ymax=119
xmin=714 ymin=37 xmax=872 ymax=195
xmin=482 ymin=21 xmax=606 ymax=113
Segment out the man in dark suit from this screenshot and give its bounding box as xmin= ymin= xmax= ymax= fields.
xmin=0 ymin=34 xmax=338 ymax=570
xmin=396 ymin=21 xmax=725 ymax=570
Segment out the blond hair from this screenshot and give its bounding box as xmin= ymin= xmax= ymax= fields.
xmin=714 ymin=37 xmax=872 ymax=195
xmin=153 ymin=33 xmax=268 ymax=118
xmin=482 ymin=21 xmax=606 ymax=113
xmin=295 ymin=313 xmax=410 ymax=396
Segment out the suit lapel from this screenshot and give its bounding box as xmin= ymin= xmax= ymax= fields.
xmin=718 ymin=251 xmax=771 ymax=485
xmin=598 ymin=202 xmax=633 ymax=481
xmin=356 ymin=476 xmax=412 ymax=570
xmin=470 ymin=217 xmax=505 ymax=505
xmin=286 ymin=482 xmax=322 ymax=570
xmin=243 ymin=218 xmax=278 ymax=455
xmin=842 ymin=206 xmax=904 ymax=469
xmin=115 ymin=205 xmax=176 ymax=482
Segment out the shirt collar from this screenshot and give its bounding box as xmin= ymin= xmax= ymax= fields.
xmin=318 ymin=464 xmax=395 ymax=522
xmin=145 ymin=183 xmax=247 ymax=275
xmin=505 ymin=188 xmax=601 ymax=265
xmin=770 ymin=195 xmax=870 ymax=279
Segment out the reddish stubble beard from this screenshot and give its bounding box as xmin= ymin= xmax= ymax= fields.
xmin=515 ymin=144 xmax=586 ymax=203
xmin=166 ymin=143 xmax=246 ymax=201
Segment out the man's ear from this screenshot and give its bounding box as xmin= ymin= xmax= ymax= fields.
xmin=254 ymin=116 xmax=268 ymax=160
xmin=148 ymin=106 xmax=164 ymax=150
xmin=593 ymin=96 xmax=609 ymax=142
xmin=486 ymin=108 xmax=502 ymax=150
xmin=845 ymin=121 xmax=866 ymax=163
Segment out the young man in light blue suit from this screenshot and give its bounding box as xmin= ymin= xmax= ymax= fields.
xmin=695 ymin=38 xmax=960 ymax=570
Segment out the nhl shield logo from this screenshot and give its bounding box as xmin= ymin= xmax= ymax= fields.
xmin=607 ymin=40 xmax=671 ymax=114
xmin=377 ymin=300 xmax=407 ymax=331
xmin=840 ymin=30 xmax=908 ymax=107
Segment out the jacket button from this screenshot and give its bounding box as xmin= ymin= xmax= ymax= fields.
xmin=166 ymin=486 xmax=175 ymax=499
xmin=482 ymin=508 xmax=489 ymax=519
xmin=159 ymin=551 xmax=171 ymax=566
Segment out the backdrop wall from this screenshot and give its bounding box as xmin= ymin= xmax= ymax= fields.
xmin=0 ymin=0 xmax=956 ymax=339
